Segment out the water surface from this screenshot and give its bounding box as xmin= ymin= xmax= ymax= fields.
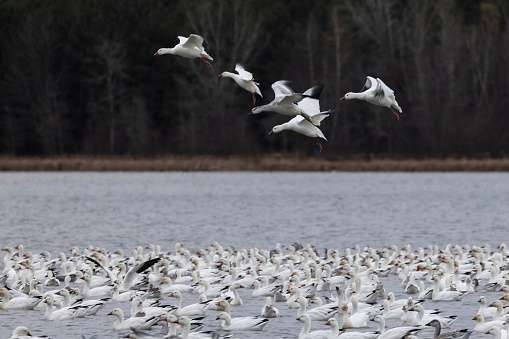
xmin=0 ymin=172 xmax=508 ymax=338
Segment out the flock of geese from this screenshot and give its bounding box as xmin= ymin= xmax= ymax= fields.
xmin=3 ymin=242 xmax=509 ymax=339
xmin=154 ymin=34 xmax=403 ymax=152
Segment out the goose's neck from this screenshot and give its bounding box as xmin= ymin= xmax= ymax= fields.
xmin=159 ymin=48 xmax=174 ymax=55
xmin=300 ymin=318 xmax=311 ymax=337
xmin=432 ymin=323 xmax=441 ymax=338
xmin=221 ymin=71 xmax=236 ymax=79
xmin=44 ymin=301 xmax=53 ymax=319
xmin=349 ymin=92 xmax=365 ymax=100
xmin=377 ymin=319 xmax=386 ymax=333
xmin=297 ymin=300 xmax=306 ymax=317
xmin=330 ymin=321 xmax=340 ymax=336
xmin=223 ymin=314 xmax=232 ymax=326
xmin=175 ymin=295 xmax=182 ymax=308
xmin=181 ymin=321 xmax=190 ymax=338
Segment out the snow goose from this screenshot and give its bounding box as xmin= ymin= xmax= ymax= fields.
xmin=426 ymin=319 xmax=473 ymax=339
xmin=193 ymin=279 xmax=229 ymax=299
xmin=158 ymin=313 xmax=205 ymax=338
xmin=326 ymin=317 xmax=378 ymax=339
xmin=0 ymin=287 xmax=42 ymax=310
xmin=224 ymin=282 xmax=244 ymax=306
xmin=431 ymin=275 xmax=467 ymax=301
xmin=68 ymin=294 xmax=110 ymax=317
xmin=261 ymin=296 xmax=280 ymax=318
xmin=159 ymin=276 xmax=194 ymax=294
xmin=340 ymin=76 xmax=402 ymax=120
xmin=86 ymin=256 xmax=159 ymax=292
xmin=373 ymin=315 xmax=425 ymax=339
xmin=251 ymin=278 xmax=280 ymax=297
xmin=380 ymin=298 xmax=404 ymax=319
xmin=80 ymin=274 xmax=113 ymax=298
xmin=154 ymin=34 xmax=213 ymax=68
xmin=453 ymin=276 xmax=475 ymax=293
xmin=296 ymin=314 xmax=329 ymax=339
xmin=217 ymin=297 xmax=268 ymax=326
xmin=477 ymin=296 xmax=498 ymax=318
xmin=473 ymin=313 xmax=505 ymax=332
xmin=269 ymin=83 xmax=333 ymax=152
xmin=485 ymin=326 xmax=508 ymax=339
xmin=251 ymin=81 xmax=323 ymax=126
xmin=168 ymin=290 xmax=211 ymax=317
xmin=216 ymin=311 xmax=268 ymax=331
xmin=43 ymin=294 xmax=82 ymax=320
xmin=108 ymin=307 xmax=159 ymax=331
xmin=488 ymin=300 xmax=507 ymax=320
xmin=130 ymin=295 xmax=173 ymax=318
xmin=295 ymin=296 xmax=338 ymax=321
xmin=219 ymin=63 xmax=262 ymax=104
xmin=169 ymin=316 xmax=227 ymax=339
xmin=340 ymin=302 xmax=368 ymax=328
xmin=10 ymin=326 xmax=48 ymax=339
xmin=408 ymin=304 xmax=456 ymax=328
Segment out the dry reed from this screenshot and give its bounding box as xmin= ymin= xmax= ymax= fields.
xmin=0 ymin=155 xmax=509 ymax=172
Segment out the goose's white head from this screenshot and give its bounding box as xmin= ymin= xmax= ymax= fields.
xmin=154 ymin=48 xmax=172 ymax=56
xmin=251 ymin=106 xmax=265 ymax=115
xmin=269 ymin=125 xmax=284 ymax=135
xmin=340 ymin=92 xmax=354 ymax=100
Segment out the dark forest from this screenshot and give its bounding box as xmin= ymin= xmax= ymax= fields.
xmin=0 ymin=0 xmax=507 ymax=157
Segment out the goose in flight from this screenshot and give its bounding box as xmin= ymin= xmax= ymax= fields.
xmin=154 ymin=34 xmax=213 ymax=68
xmin=219 ymin=63 xmax=263 ymax=105
xmin=341 ymin=76 xmax=402 ymax=120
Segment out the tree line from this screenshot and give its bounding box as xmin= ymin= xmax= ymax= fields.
xmin=0 ymin=0 xmax=507 ymax=157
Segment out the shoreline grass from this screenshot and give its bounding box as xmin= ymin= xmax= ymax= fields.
xmin=0 ymin=155 xmax=509 ymax=172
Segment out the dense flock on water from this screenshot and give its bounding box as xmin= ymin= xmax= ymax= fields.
xmin=2 ymin=242 xmax=509 ymax=338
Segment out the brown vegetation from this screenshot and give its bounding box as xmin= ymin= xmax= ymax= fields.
xmin=1 ymin=155 xmax=508 ymax=172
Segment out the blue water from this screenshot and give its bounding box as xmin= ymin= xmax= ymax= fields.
xmin=0 ymin=172 xmax=508 ymax=338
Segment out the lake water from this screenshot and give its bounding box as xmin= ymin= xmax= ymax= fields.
xmin=0 ymin=172 xmax=508 ymax=338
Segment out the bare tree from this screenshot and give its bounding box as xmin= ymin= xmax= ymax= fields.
xmin=85 ymin=39 xmax=129 ymax=153
xmin=3 ymin=11 xmax=68 ymax=154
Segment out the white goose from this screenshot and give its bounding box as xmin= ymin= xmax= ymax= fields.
xmin=0 ymin=287 xmax=42 ymax=310
xmin=261 ymin=296 xmax=280 ymax=318
xmin=373 ymin=315 xmax=425 ymax=339
xmin=485 ymin=326 xmax=508 ymax=339
xmin=251 ymin=81 xmax=323 ymax=126
xmin=168 ymin=290 xmax=211 ymax=317
xmin=80 ymin=274 xmax=113 ymax=298
xmin=216 ymin=311 xmax=269 ymax=331
xmin=472 ymin=313 xmax=505 ymax=333
xmin=340 ymin=75 xmax=402 ymax=120
xmin=340 ymin=302 xmax=368 ymax=328
xmin=295 ymin=296 xmax=338 ymax=321
xmin=269 ymin=83 xmax=333 ymax=152
xmin=431 ymin=275 xmax=467 ymax=301
xmin=154 ymin=34 xmax=213 ymax=68
xmin=43 ymin=294 xmax=82 ymax=320
xmin=219 ymin=63 xmax=262 ymax=104
xmin=251 ymin=278 xmax=280 ymax=297
xmin=169 ymin=316 xmax=225 ymax=339
xmin=326 ymin=317 xmax=378 ymax=339
xmin=408 ymin=304 xmax=456 ymax=328
xmin=477 ymin=296 xmax=498 ymax=318
xmin=10 ymin=326 xmax=48 ymax=339
xmin=159 ymin=276 xmax=194 ymax=294
xmin=296 ymin=314 xmax=329 ymax=339
xmin=108 ymin=307 xmax=159 ymax=331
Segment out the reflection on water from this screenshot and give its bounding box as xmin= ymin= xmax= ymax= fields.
xmin=0 ymin=172 xmax=508 ymax=337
